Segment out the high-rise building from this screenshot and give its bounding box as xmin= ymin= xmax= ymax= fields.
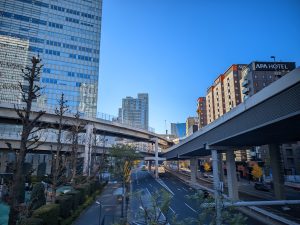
xmin=170 ymin=123 xmax=186 ymax=138
xmin=240 ymin=61 xmax=296 ymax=100
xmin=206 ymin=86 xmax=215 ymax=123
xmin=223 ymin=64 xmax=246 ymax=112
xmin=0 ymin=0 xmax=102 ymax=117
xmin=118 ymin=93 xmax=149 ymax=130
xmin=196 ymin=97 xmax=207 ymax=128
xmin=213 ymin=75 xmax=225 ymax=120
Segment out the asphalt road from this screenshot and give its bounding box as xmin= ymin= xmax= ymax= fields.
xmin=130 ymin=168 xmax=265 ymax=225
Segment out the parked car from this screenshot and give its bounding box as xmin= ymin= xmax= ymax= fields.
xmin=254 ymin=182 xmax=270 ymax=191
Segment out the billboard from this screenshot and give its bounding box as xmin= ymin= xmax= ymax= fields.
xmin=253 ymin=62 xmax=295 ymax=71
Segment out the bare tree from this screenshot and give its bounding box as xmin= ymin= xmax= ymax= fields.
xmin=51 ymin=93 xmax=69 ymax=202
xmin=7 ymin=56 xmax=45 ymax=225
xmin=69 ymin=111 xmax=85 ymax=185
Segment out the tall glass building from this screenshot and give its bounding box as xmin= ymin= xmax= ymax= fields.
xmin=0 ymin=0 xmax=102 ymax=117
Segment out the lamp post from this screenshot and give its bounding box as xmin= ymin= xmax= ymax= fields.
xmin=271 ymin=56 xmax=276 ymax=62
xmin=96 ymin=201 xmax=102 ymax=225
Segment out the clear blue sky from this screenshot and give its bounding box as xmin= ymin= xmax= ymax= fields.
xmin=97 ymin=0 xmax=300 ymax=134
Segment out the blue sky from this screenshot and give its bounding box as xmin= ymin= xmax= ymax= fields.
xmin=97 ymin=0 xmax=300 ymax=134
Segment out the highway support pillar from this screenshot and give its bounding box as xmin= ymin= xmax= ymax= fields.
xmin=83 ymin=124 xmax=93 ymax=176
xmin=269 ymin=144 xmax=285 ymax=200
xmin=218 ymin=153 xmax=224 ymax=184
xmin=0 ymin=152 xmax=8 ymax=173
xmin=190 ymin=158 xmax=197 ymax=184
xmin=154 ymin=138 xmax=159 ymax=179
xmin=226 ymin=150 xmax=239 ymax=201
xmin=212 ymin=149 xmax=222 ymax=225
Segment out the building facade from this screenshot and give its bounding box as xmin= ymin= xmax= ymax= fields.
xmin=118 ymin=93 xmax=149 ymax=130
xmin=196 ymin=97 xmax=207 ymax=128
xmin=0 ymin=0 xmax=102 ymax=117
xmin=170 ymin=123 xmax=186 ymax=138
xmin=206 ymin=86 xmax=215 ymax=123
xmin=186 ymin=117 xmax=198 ymax=136
xmin=213 ymin=75 xmax=225 ymax=120
xmin=240 ymin=61 xmax=296 ymax=100
xmin=223 ymin=64 xmax=246 ymax=112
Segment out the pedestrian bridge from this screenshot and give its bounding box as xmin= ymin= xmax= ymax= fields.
xmin=163 ymin=68 xmax=300 ymax=159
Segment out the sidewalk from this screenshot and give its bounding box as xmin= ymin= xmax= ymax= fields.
xmin=73 ymin=182 xmax=123 ymax=225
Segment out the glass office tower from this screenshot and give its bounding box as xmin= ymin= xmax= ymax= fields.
xmin=0 ymin=0 xmax=102 ymax=117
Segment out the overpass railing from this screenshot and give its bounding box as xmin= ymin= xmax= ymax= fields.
xmin=0 ymin=102 xmax=155 ymax=133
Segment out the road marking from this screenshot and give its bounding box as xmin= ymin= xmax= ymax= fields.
xmin=182 ymin=187 xmax=188 ymax=192
xmin=177 ymin=188 xmax=181 ymax=191
xmin=184 ymin=203 xmax=197 ymax=213
xmin=156 ymin=179 xmax=175 ymax=195
xmin=169 ymin=206 xmax=176 ymax=214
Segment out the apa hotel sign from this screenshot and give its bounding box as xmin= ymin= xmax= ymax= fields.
xmin=254 ymin=62 xmax=295 ymax=71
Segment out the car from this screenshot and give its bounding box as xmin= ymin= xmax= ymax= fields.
xmin=254 ymin=182 xmax=270 ymax=191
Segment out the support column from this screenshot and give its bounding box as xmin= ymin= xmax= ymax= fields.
xmin=269 ymin=144 xmax=285 ymax=200
xmin=83 ymin=124 xmax=93 ymax=175
xmin=226 ymin=150 xmax=239 ymax=201
xmin=0 ymin=152 xmax=8 ymax=173
xmin=218 ymin=154 xmax=224 ymax=186
xmin=212 ymin=149 xmax=222 ymax=225
xmin=154 ymin=138 xmax=158 ymax=179
xmin=190 ymin=158 xmax=197 ymax=184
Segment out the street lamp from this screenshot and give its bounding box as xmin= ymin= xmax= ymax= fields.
xmin=270 ymin=56 xmax=276 ymax=62
xmin=96 ymin=201 xmax=102 ymax=225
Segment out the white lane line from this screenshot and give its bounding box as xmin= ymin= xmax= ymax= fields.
xmin=184 ymin=203 xmax=197 ymax=213
xmin=177 ymin=188 xmax=181 ymax=191
xmin=182 ymin=187 xmax=188 ymax=192
xmin=169 ymin=206 xmax=176 ymax=214
xmin=156 ymin=179 xmax=175 ymax=195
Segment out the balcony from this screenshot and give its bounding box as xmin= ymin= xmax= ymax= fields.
xmin=242 ymin=87 xmax=250 ymax=94
xmin=242 ymin=79 xmax=249 ymax=87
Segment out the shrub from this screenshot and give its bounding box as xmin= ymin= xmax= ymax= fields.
xmin=29 ymin=183 xmax=46 ymax=211
xmin=32 ymin=204 xmax=59 ymax=225
xmin=55 ymin=195 xmax=73 ymax=218
xmin=65 ymin=190 xmax=80 ymax=210
xmin=22 ymin=218 xmax=44 ymax=225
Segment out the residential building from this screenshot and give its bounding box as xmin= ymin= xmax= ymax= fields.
xmin=197 ymin=97 xmax=207 ymax=128
xmin=240 ymin=61 xmax=296 ymax=100
xmin=206 ymin=86 xmax=215 ymax=123
xmin=223 ymin=64 xmax=246 ymax=112
xmin=118 ymin=93 xmax=149 ymax=130
xmin=186 ymin=117 xmax=198 ymax=136
xmin=213 ymin=75 xmax=225 ymax=120
xmin=171 ymin=123 xmax=186 ymax=138
xmin=0 ymin=0 xmax=102 ymax=117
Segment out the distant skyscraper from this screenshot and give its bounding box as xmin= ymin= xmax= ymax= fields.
xmin=186 ymin=117 xmax=198 ymax=136
xmin=0 ymin=0 xmax=102 ymax=117
xmin=118 ymin=93 xmax=149 ymax=130
xmin=170 ymin=123 xmax=186 ymax=138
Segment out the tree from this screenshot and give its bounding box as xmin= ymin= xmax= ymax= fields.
xmin=251 ymin=164 xmax=263 ymax=182
xmin=137 ymin=189 xmax=175 ymax=225
xmin=185 ymin=190 xmax=248 ymax=225
xmin=69 ymin=111 xmax=85 ymax=185
xmin=28 ymin=183 xmax=46 ymax=211
xmin=204 ymin=162 xmax=211 ymax=172
xmin=7 ymin=56 xmax=45 ymax=225
xmin=51 ymin=93 xmax=69 ymax=202
xmin=110 ymin=144 xmax=140 ymax=218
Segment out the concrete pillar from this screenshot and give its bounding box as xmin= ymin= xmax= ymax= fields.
xmin=218 ymin=154 xmax=224 ymax=183
xmin=0 ymin=152 xmax=8 ymax=173
xmin=190 ymin=158 xmax=197 ymax=184
xmin=226 ymin=150 xmax=239 ymax=201
xmin=45 ymin=154 xmax=52 ymax=175
xmin=177 ymin=160 xmax=180 ymax=172
xmin=212 ymin=149 xmax=222 ymax=225
xmin=269 ymin=144 xmax=285 ymax=200
xmin=154 ymin=138 xmax=158 ymax=179
xmin=83 ymin=124 xmax=93 ymax=175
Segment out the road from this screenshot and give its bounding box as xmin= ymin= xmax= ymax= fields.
xmin=168 ymin=167 xmax=300 ymax=224
xmin=130 ymin=168 xmax=264 ymax=225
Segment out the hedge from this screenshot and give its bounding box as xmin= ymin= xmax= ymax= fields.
xmin=32 ymin=204 xmax=60 ymax=225
xmin=65 ymin=190 xmax=81 ymax=210
xmin=55 ymin=195 xmax=73 ymax=218
xmin=22 ymin=218 xmax=44 ymax=225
